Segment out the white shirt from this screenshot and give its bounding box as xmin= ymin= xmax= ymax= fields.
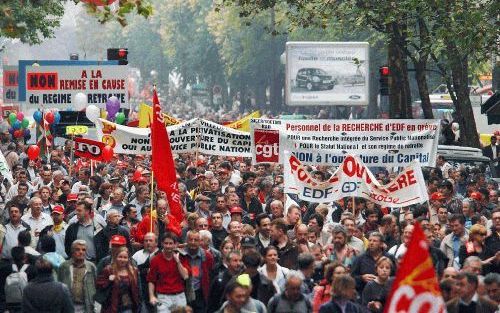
xmin=1 ymin=222 xmax=28 ymax=259
xmin=132 ymin=248 xmax=159 ymax=266
xmin=21 ymin=212 xmax=53 ymax=248
xmin=258 ymin=264 xmax=290 ymax=293
xmin=388 ymin=243 xmax=408 ymax=259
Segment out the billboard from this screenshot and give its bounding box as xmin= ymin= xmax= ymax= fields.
xmin=2 ymin=66 xmax=18 ymax=103
xmin=286 ymin=42 xmax=369 ymax=106
xmin=23 ymin=64 xmax=128 ymax=109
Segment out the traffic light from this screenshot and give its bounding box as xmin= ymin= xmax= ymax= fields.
xmin=107 ymin=48 xmax=128 ymax=65
xmin=379 ymin=66 xmax=390 ymax=96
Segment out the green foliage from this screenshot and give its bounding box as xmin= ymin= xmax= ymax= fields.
xmin=0 ymin=0 xmax=65 ymax=44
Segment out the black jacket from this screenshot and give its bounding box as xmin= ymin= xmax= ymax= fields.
xmin=21 ymin=274 xmax=74 ymax=313
xmin=94 ymin=225 xmax=131 ymax=262
xmin=64 ymin=222 xmax=98 ymax=259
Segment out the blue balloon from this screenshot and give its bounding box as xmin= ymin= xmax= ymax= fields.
xmin=33 ymin=110 xmax=43 ymax=123
xmin=54 ymin=112 xmax=61 ymax=124
xmin=24 ymin=129 xmax=30 ymax=137
xmin=8 ymin=128 xmax=14 ymax=135
xmin=12 ymin=120 xmax=21 ymax=130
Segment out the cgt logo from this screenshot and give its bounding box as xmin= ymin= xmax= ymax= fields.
xmin=254 ymin=129 xmax=279 ymax=163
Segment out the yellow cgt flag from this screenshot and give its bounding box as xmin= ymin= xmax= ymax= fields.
xmin=226 ymin=111 xmax=261 ymax=132
xmin=138 ymin=103 xmax=181 ymax=128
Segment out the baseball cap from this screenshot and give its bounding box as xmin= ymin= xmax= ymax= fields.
xmin=67 ymin=194 xmax=78 ymax=202
xmin=430 ymin=192 xmax=446 ymax=201
xmin=110 ymin=235 xmax=127 ymax=246
xmin=230 ymin=206 xmax=243 ymax=215
xmin=51 ymin=205 xmax=65 ymax=215
xmin=241 ymin=236 xmax=257 ymax=248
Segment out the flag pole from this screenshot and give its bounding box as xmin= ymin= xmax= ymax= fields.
xmin=352 ymin=196 xmax=355 ymax=214
xmin=150 ymin=170 xmax=154 ymax=233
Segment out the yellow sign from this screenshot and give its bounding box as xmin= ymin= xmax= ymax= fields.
xmin=66 ymin=125 xmax=88 ymax=136
xmin=138 ymin=103 xmax=180 ymax=128
xmin=226 ymin=111 xmax=261 ymax=132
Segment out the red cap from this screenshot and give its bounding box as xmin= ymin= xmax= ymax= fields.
xmin=430 ymin=192 xmax=446 ymax=201
xmin=136 ymin=176 xmax=148 ymax=184
xmin=52 ymin=205 xmax=64 ymax=215
xmin=470 ymin=192 xmax=483 ymax=201
xmin=230 ymin=206 xmax=243 ymax=215
xmin=67 ymin=194 xmax=78 ymax=202
xmin=110 ymin=235 xmax=127 ymax=246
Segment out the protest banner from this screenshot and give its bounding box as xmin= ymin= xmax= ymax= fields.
xmin=2 ymin=66 xmax=18 ymax=103
xmin=284 ymin=152 xmax=429 ymax=207
xmin=74 ymin=137 xmax=108 ymax=161
xmin=286 ymin=42 xmax=369 ymax=106
xmin=24 ymin=64 xmax=128 ymax=109
xmin=0 ymin=152 xmax=13 ymax=183
xmin=95 ymin=118 xmax=252 ymax=157
xmin=137 ymin=103 xmax=181 ymax=128
xmin=251 ymin=119 xmax=440 ymax=167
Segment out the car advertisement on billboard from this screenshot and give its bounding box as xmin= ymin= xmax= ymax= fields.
xmin=286 ymin=42 xmax=369 ymax=106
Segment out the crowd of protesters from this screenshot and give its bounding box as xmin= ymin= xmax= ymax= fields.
xmin=0 ymin=120 xmax=498 ymax=313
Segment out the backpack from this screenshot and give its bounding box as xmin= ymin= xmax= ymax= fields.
xmin=5 ymin=264 xmax=29 ymax=304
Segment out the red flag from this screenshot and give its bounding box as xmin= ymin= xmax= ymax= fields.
xmin=151 ymin=89 xmax=184 ymax=223
xmin=384 ymin=222 xmax=446 ymax=313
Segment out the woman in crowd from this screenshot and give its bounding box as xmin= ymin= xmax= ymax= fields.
xmin=96 ymin=246 xmax=141 ymax=313
xmin=258 ymin=245 xmax=290 ymax=293
xmin=96 ymin=182 xmax=113 ymax=213
xmin=312 ymin=262 xmax=347 ymax=313
xmin=458 ymin=223 xmax=497 ymax=273
xmin=362 ymin=256 xmax=395 ymax=312
xmin=214 ymin=238 xmax=235 ymax=273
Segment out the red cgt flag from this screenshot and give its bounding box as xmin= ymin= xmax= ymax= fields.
xmin=384 ymin=222 xmax=446 ymax=313
xmin=151 ymin=89 xmax=184 ymax=223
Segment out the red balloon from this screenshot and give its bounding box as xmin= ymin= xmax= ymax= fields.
xmin=14 ymin=130 xmax=23 ymax=138
xmin=102 ymin=145 xmax=114 ymax=162
xmin=133 ymin=169 xmax=142 ymax=182
xmin=45 ymin=112 xmax=55 ymax=124
xmin=27 ymin=145 xmax=40 ymax=160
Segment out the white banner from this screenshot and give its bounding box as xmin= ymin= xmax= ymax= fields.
xmin=284 ymin=152 xmax=429 ymax=207
xmin=24 ymin=65 xmax=129 ymax=109
xmin=251 ymin=119 xmax=440 ymax=167
xmin=95 ymin=118 xmax=252 ymax=156
xmin=286 ymin=42 xmax=369 ymax=106
xmin=0 ymin=152 xmax=13 ymax=183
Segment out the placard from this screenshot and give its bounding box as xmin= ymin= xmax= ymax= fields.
xmin=24 ymin=65 xmax=128 ymax=109
xmin=251 ymin=119 xmax=441 ymax=167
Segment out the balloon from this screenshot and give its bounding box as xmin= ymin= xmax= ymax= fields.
xmin=14 ymin=129 xmax=23 ymax=138
xmin=133 ymin=169 xmax=142 ymax=182
xmin=28 ymin=145 xmax=40 ymax=161
xmin=33 ymin=111 xmax=43 ymax=123
xmin=74 ymin=93 xmax=87 ymax=110
xmin=85 ymin=105 xmax=100 ymax=123
xmin=23 ymin=129 xmax=30 ymax=137
xmin=16 ymin=112 xmax=24 ymax=121
xmin=8 ymin=113 xmax=16 ymax=124
xmin=54 ymin=112 xmax=61 ymax=124
xmin=45 ymin=112 xmax=55 ymax=124
xmin=22 ymin=118 xmax=29 ymax=128
xmin=8 ymin=128 xmax=14 ymax=135
xmin=106 ymin=96 xmax=120 ymax=120
xmin=115 ymin=112 xmax=126 ymax=124
xmin=102 ymin=145 xmax=114 ymax=162
xmin=12 ymin=120 xmax=21 ymax=130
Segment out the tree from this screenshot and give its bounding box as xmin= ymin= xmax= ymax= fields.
xmin=0 ymin=0 xmax=152 ymax=45
xmin=219 ymin=0 xmax=499 ymax=146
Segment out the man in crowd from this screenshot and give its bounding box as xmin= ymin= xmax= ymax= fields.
xmin=65 ymin=201 xmax=103 ymax=261
xmin=58 ymin=240 xmax=97 ymax=313
xmin=148 ymin=232 xmax=189 ymax=313
xmin=270 ymin=218 xmax=299 ymax=270
xmin=446 ymin=272 xmax=497 ymax=313
xmin=440 ymin=214 xmax=468 ymax=268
